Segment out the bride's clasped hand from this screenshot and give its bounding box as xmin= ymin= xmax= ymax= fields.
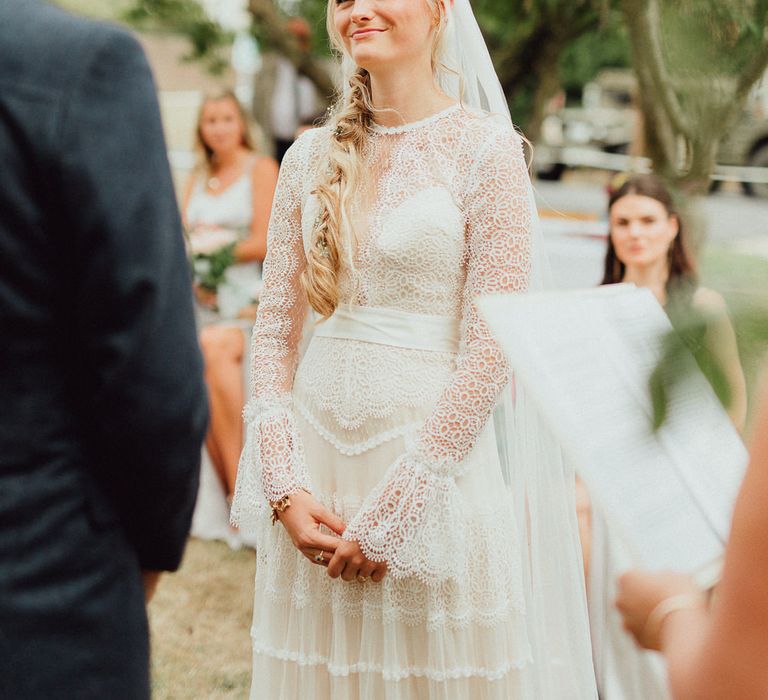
xmin=275 ymin=490 xmax=388 ymax=583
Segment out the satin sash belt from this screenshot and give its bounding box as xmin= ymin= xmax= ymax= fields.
xmin=313 ymin=305 xmax=460 ymax=353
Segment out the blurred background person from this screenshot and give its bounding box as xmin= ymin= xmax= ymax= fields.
xmin=0 ymin=1 xmax=207 ymax=697
xmin=251 ymin=16 xmax=323 ymax=163
xmin=602 ymin=174 xmax=746 ymax=429
xmin=294 ymin=111 xmax=328 ymax=140
xmin=581 ymin=173 xmax=747 ymax=699
xmin=616 ymin=371 xmax=768 ymax=699
xmin=182 ymin=90 xmax=278 ymax=547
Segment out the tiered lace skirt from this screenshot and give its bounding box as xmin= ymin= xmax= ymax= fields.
xmin=247 ymin=327 xmax=538 ymax=698
xmin=249 ymin=414 xmax=536 ymax=699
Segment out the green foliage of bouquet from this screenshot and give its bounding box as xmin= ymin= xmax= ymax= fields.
xmin=186 ymin=226 xmax=239 ymax=293
xmin=192 ymin=242 xmax=236 ymax=293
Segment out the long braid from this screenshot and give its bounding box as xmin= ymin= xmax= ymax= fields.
xmin=301 ymin=69 xmax=374 ymax=318
xmin=303 ymin=0 xmax=449 ymax=318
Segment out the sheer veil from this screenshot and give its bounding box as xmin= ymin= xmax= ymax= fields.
xmin=440 ymin=1 xmax=597 ymax=696
xmin=438 ymin=0 xmax=552 ymax=293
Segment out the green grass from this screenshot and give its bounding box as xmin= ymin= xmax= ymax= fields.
xmin=149 ymin=539 xmax=255 ymax=700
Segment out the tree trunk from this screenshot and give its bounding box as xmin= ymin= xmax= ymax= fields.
xmin=632 ymin=62 xmax=677 ymax=178
xmin=622 ymin=0 xmax=768 ymax=188
xmin=524 ymin=38 xmax=564 ymax=144
xmin=494 ymin=10 xmax=600 ymax=142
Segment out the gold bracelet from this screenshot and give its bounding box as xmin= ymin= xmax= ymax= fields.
xmin=269 ymin=488 xmax=311 ymax=526
xmin=644 ymin=592 xmax=706 ymax=642
xmin=269 ymin=495 xmax=292 ymax=525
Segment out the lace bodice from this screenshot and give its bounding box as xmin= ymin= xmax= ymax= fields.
xmin=232 ymin=105 xmax=534 ymax=581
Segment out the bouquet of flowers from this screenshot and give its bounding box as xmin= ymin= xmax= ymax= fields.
xmin=187 ymin=226 xmax=238 ymax=294
xmin=186 ymin=225 xmax=261 ymax=318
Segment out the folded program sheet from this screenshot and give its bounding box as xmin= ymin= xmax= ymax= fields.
xmin=478 ymin=284 xmax=748 ymax=576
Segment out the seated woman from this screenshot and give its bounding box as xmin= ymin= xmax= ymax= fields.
xmin=182 ymin=90 xmax=279 ymax=547
xmin=581 ymin=173 xmax=747 ymax=699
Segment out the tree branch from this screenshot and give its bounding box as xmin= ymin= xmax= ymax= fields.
xmin=247 ymin=0 xmax=335 ymax=103
xmin=621 ymin=0 xmax=692 ymax=139
xmin=734 ymin=30 xmax=768 ymax=104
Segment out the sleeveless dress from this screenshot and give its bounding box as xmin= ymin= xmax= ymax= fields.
xmin=186 ymin=161 xmax=261 ymax=548
xmin=186 ymin=162 xmax=262 ymax=324
xmin=232 ymin=106 xmax=598 ymax=698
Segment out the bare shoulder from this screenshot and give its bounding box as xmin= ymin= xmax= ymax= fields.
xmin=252 ymin=154 xmax=279 ymax=180
xmin=692 ymin=287 xmax=729 ymax=317
xmin=181 ymin=171 xmax=198 ymax=207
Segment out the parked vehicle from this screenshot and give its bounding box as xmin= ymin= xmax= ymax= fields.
xmin=717 ymin=95 xmax=768 ymax=197
xmin=535 ymin=70 xmax=637 ymax=180
xmin=535 ymin=69 xmax=768 ymax=197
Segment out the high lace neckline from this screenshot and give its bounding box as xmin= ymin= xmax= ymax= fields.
xmin=369 ymin=103 xmax=461 ymax=135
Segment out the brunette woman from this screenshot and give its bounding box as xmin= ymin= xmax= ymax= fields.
xmin=584 ymin=173 xmax=746 ymax=699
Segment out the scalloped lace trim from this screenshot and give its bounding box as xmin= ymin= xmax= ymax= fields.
xmin=251 ymin=642 xmax=532 ymax=682
xmin=252 ymin=490 xmax=526 ymax=629
xmin=259 ymin=585 xmax=525 ymax=631
xmin=230 ymin=399 xmax=313 ymax=530
xmin=294 ymin=399 xmax=421 ymax=455
xmin=294 ymin=338 xmax=454 ymax=432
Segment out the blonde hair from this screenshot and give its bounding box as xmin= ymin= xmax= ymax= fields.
xmin=302 ymin=0 xmax=451 ymax=318
xmin=194 ymin=90 xmax=256 ymax=177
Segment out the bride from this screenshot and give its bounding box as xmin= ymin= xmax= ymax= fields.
xmin=232 ymin=0 xmax=597 ymax=697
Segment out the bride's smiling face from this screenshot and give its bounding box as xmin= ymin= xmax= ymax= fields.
xmin=331 ymin=0 xmax=440 ymax=73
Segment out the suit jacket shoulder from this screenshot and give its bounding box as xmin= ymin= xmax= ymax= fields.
xmin=0 ymin=0 xmax=144 ymax=95
xmin=0 ymin=0 xmax=151 ymax=177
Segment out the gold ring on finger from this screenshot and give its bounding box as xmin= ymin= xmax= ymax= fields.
xmin=356 ymin=575 xmax=369 ymax=583
xmin=314 ymin=552 xmax=325 ymax=563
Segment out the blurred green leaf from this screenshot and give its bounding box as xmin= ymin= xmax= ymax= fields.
xmin=123 ymin=0 xmax=232 ymax=74
xmin=651 ymin=315 xmax=731 ymax=430
xmin=651 ymin=248 xmax=768 ymax=430
xmin=652 ymin=303 xmax=768 ymax=430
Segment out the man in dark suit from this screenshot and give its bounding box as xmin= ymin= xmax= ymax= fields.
xmin=0 ymin=1 xmax=208 ymax=697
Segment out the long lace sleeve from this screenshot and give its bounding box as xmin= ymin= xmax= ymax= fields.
xmin=342 ymin=127 xmax=533 ymax=582
xmin=230 ymin=137 xmax=312 ymax=529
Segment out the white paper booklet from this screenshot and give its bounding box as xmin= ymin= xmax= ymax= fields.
xmin=478 ymin=284 xmax=748 ymax=575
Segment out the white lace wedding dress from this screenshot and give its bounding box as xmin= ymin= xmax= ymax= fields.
xmin=232 ymin=104 xmax=597 ymax=698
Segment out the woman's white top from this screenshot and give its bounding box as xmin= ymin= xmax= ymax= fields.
xmin=186 ymin=161 xmax=261 ymax=320
xmin=187 ymin=163 xmax=254 ymax=231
